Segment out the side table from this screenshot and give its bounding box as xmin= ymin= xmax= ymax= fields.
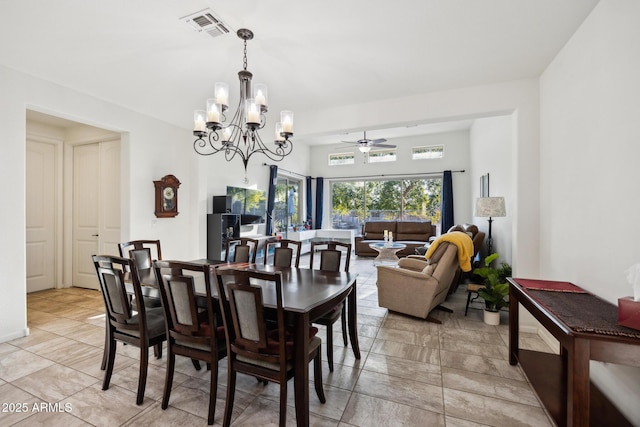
xmin=465 ymin=283 xmax=486 ymax=315
xmin=369 ymin=242 xmax=406 ymax=265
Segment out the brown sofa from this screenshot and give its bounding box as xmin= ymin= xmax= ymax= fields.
xmin=354 ymin=221 xmax=436 ymax=257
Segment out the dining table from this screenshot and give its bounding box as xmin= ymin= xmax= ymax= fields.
xmin=130 ymin=259 xmax=360 ymax=427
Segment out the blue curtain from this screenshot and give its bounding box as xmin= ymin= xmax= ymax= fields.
xmin=266 ymin=165 xmax=277 ymax=235
xmin=314 ymin=177 xmax=324 ymax=229
xmin=306 ymin=176 xmax=313 ymax=227
xmin=442 ymin=170 xmax=454 ymax=232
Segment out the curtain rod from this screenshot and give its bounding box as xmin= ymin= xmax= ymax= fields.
xmin=262 ymin=163 xmax=312 ymax=179
xmin=263 ymin=163 xmax=465 ymax=180
xmin=328 ymin=169 xmax=465 ymax=180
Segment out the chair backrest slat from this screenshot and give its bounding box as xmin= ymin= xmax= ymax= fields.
xmin=265 ymin=239 xmax=301 ymax=268
xmin=310 ymin=240 xmax=352 ymax=272
xmin=92 ymin=255 xmax=144 ymax=329
xmin=225 ymin=238 xmax=259 ymax=264
xmin=214 ymin=268 xmax=286 ymax=362
xmin=118 ymin=240 xmax=162 ymax=271
xmin=154 ymin=260 xmax=218 ymax=342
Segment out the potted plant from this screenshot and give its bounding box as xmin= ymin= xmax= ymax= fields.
xmin=473 ymin=253 xmax=512 ymax=325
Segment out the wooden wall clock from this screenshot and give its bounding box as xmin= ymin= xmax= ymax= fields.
xmin=153 ymin=174 xmax=181 ymax=218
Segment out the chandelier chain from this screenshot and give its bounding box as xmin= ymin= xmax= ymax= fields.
xmin=243 ymin=39 xmax=248 ymax=71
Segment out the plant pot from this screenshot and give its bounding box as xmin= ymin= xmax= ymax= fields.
xmin=484 ymin=309 xmax=500 ymax=325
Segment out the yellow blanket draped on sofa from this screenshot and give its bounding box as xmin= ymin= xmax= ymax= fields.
xmin=425 ymin=231 xmax=474 ymax=272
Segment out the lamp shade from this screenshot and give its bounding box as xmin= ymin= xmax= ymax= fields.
xmin=475 ymin=197 xmax=506 ymax=217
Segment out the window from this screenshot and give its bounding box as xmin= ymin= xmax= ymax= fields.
xmin=368 ymin=148 xmax=396 ymax=163
xmin=412 ymin=145 xmax=444 ymax=160
xmin=329 ymin=152 xmax=355 ymax=166
xmin=330 ymin=177 xmax=442 ymax=233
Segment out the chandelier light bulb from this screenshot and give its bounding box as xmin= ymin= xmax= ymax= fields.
xmin=275 ymin=122 xmax=285 ymax=142
xmin=281 ymin=111 xmax=294 ymax=134
xmin=214 ymin=82 xmax=229 ymax=107
xmin=193 ymin=110 xmax=206 ymax=132
xmin=254 ymin=83 xmax=267 ymax=110
xmin=206 ymin=99 xmax=221 ymax=125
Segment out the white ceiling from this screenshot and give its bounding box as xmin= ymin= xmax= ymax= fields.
xmin=3 ymin=0 xmax=599 ymax=145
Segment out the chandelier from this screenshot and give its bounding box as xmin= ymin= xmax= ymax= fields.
xmin=192 ymin=28 xmax=294 ymax=178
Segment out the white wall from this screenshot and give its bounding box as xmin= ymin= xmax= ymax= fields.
xmin=539 ymin=0 xmax=640 ymax=421
xmin=469 ymin=115 xmax=514 ymax=265
xmin=309 ymin=130 xmax=472 ymax=231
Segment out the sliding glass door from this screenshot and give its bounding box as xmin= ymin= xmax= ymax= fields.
xmin=273 ymin=176 xmax=301 ymax=233
xmin=331 ymin=177 xmax=441 ymax=233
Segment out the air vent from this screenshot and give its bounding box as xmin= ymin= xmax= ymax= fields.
xmin=181 ymin=9 xmax=231 ymax=39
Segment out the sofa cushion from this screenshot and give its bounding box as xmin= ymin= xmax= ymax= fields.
xmin=396 ymin=221 xmax=432 ymax=241
xmin=364 ymin=221 xmax=396 ymax=240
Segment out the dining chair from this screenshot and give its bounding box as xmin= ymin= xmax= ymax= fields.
xmin=309 ymin=240 xmax=352 ymax=372
xmin=153 ymin=260 xmax=227 ymax=426
xmin=118 ymin=239 xmax=163 ymax=307
xmin=118 ymin=240 xmax=162 ymax=269
xmin=225 ymin=237 xmax=259 ymax=263
xmin=92 ymin=255 xmax=166 ymax=405
xmin=106 ymin=240 xmax=163 ymax=370
xmin=213 ymin=267 xmax=326 ymax=427
xmin=264 ymin=239 xmax=302 ymax=267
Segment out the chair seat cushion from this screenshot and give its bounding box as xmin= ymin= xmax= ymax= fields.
xmin=265 ymin=326 xmax=318 ymax=359
xmin=123 ymin=307 xmax=165 ymax=339
xmin=237 ymin=336 xmax=322 ymax=370
xmin=315 ymin=302 xmax=344 ymax=324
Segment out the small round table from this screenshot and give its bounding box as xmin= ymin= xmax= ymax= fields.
xmin=369 ymin=242 xmax=406 ymax=265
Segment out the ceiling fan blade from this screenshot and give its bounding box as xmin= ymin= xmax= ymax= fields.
xmin=370 ymin=138 xmax=387 ymax=144
xmin=371 ymin=143 xmax=396 ymax=148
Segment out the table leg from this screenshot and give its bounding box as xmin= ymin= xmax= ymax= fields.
xmin=347 ymin=280 xmax=361 ymax=359
xmin=509 ymin=285 xmax=519 ymax=365
xmin=294 ymin=312 xmax=310 ymax=427
xmin=567 ymin=338 xmax=590 ymax=426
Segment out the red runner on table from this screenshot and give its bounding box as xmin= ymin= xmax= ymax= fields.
xmin=512 ymin=278 xmax=587 ymax=293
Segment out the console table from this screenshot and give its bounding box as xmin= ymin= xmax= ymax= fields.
xmin=508 ymin=278 xmax=639 ymax=426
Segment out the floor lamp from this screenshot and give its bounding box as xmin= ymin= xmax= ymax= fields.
xmin=475 ymin=197 xmax=506 ymax=256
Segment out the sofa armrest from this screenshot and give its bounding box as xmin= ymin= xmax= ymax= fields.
xmin=398 ymin=257 xmax=429 ymax=271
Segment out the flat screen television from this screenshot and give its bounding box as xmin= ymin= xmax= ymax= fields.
xmin=227 ymin=186 xmax=267 ymax=225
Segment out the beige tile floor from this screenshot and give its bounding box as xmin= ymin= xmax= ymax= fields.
xmin=0 ymin=255 xmax=555 ymax=426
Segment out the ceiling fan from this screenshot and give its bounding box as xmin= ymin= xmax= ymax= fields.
xmin=342 ymin=131 xmax=396 ymax=153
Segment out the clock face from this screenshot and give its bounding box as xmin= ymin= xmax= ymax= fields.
xmin=163 ymin=187 xmax=175 ymax=200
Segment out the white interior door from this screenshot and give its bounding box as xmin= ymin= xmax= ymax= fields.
xmin=26 ymin=140 xmax=57 ymax=293
xmin=72 ymin=140 xmax=120 ymax=289
xmin=98 ymin=140 xmax=121 ymax=254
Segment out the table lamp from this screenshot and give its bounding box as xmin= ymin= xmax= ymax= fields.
xmin=475 ymin=196 xmax=506 ymax=255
